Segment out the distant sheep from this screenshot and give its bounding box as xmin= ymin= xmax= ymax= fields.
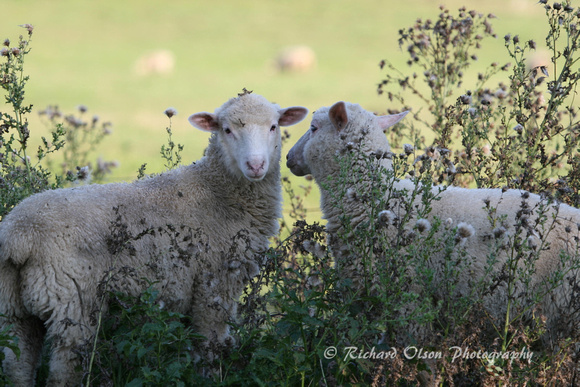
xmin=287 ymin=101 xmax=580 ymax=341
xmin=275 ymin=46 xmax=316 ymax=73
xmin=0 ymin=92 xmax=308 ymax=386
xmin=134 ymin=49 xmax=175 ymax=76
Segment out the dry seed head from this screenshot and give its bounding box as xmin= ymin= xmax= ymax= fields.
xmin=527 ymin=235 xmax=538 ymax=250
xmin=416 ymin=218 xmax=431 ymax=233
xmin=76 ymin=166 xmax=91 ymax=181
xmin=459 ymin=94 xmax=472 ymax=104
xmin=164 ymin=107 xmax=177 ymax=118
xmin=457 ymin=222 xmax=475 ymax=239
xmin=19 ymin=24 xmax=34 ymax=34
xmin=445 ymin=159 xmax=456 ymax=174
xmin=495 ymin=88 xmax=507 ymax=99
xmin=378 ymin=210 xmax=396 ymax=225
xmin=403 ymin=143 xmax=414 ymax=155
xmin=102 ymin=122 xmax=113 ymax=135
xmin=346 ymin=188 xmax=357 ymax=201
xmin=493 ymin=226 xmax=506 ymax=239
xmin=302 ymin=240 xmax=325 ymax=259
xmin=481 ymin=144 xmax=491 ymax=156
xmin=312 ymin=243 xmax=325 ymax=259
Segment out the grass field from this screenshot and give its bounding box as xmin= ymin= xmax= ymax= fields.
xmin=2 ymin=0 xmax=547 ymax=220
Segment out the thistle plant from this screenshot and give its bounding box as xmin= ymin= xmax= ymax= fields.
xmin=39 ymin=104 xmax=117 ymax=183
xmin=378 ymin=2 xmax=580 ymax=208
xmin=160 ymin=107 xmax=183 ymax=170
xmin=0 ymin=25 xmax=117 ymax=220
xmin=0 ymin=25 xmax=66 ymax=217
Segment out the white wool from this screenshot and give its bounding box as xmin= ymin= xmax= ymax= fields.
xmin=287 ymin=101 xmax=580 ymax=347
xmin=0 ymin=93 xmax=308 ymax=385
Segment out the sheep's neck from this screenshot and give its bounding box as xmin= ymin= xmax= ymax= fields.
xmin=317 ymin=156 xmax=391 ymax=236
xmin=202 ymin=138 xmax=283 ymax=224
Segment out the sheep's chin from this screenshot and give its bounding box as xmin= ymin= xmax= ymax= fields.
xmin=244 ymin=173 xmax=266 ymax=182
xmin=287 ymin=163 xmax=310 ymax=177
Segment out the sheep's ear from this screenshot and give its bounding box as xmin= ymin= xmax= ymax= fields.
xmin=278 ymin=107 xmax=309 ymax=127
xmin=329 ymin=101 xmax=348 ymax=131
xmin=378 ymin=111 xmax=409 ymax=133
xmin=188 ymin=112 xmax=219 ymax=132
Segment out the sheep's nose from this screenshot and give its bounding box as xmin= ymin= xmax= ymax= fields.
xmin=247 ymin=160 xmax=266 ymax=173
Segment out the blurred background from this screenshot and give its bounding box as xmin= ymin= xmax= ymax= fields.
xmin=2 ymin=0 xmax=547 ymax=219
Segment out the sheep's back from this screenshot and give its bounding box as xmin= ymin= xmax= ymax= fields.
xmin=0 ymin=184 xmax=123 ymax=267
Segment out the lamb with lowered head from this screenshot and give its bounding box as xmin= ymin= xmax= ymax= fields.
xmin=287 ymin=101 xmax=580 ymax=344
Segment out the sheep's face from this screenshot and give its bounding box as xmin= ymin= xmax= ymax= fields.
xmin=189 ymin=94 xmax=308 ymax=182
xmin=286 ymin=101 xmax=408 ymax=179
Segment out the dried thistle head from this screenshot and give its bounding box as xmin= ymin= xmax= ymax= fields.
xmin=164 ymin=107 xmax=177 ymax=118
xmin=456 ymin=222 xmax=475 ymax=242
xmin=416 ymin=218 xmax=431 ymax=233
xmin=378 ymin=210 xmax=396 ymax=226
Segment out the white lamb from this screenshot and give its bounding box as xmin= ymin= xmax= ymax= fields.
xmin=0 ymin=92 xmax=308 ymax=386
xmin=287 ymin=101 xmax=580 ymax=342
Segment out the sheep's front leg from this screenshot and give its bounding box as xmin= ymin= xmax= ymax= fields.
xmin=192 ymin=256 xmax=260 ymax=353
xmin=44 ymin=317 xmax=94 ymax=387
xmin=192 ymin=271 xmax=239 ymax=348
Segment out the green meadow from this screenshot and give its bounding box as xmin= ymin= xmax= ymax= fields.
xmin=2 ymin=0 xmax=547 ymax=220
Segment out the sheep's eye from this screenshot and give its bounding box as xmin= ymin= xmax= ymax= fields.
xmin=224 ymin=127 xmax=232 ymax=134
xmin=310 ymin=125 xmax=318 ymax=132
xmin=270 ymin=124 xmax=277 ymax=132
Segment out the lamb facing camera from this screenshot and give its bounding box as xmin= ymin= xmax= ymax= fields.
xmin=0 ymin=92 xmax=308 ymax=386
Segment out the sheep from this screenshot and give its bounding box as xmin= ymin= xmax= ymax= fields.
xmin=133 ymin=49 xmax=175 ymax=76
xmin=0 ymin=92 xmax=308 ymax=386
xmin=286 ymin=101 xmax=580 ymax=344
xmin=275 ymin=46 xmax=316 ymax=73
